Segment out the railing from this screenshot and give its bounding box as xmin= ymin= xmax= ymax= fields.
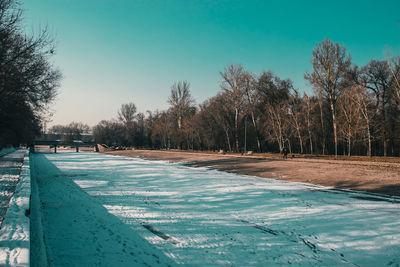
xmin=31 ymin=140 xmax=97 ymax=153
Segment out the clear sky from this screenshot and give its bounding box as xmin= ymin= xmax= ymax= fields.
xmin=21 ymin=0 xmax=400 ymax=127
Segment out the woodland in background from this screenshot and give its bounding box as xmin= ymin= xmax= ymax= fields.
xmin=1 ymin=1 xmax=399 ymax=157
xmin=86 ymin=39 xmax=400 ymax=157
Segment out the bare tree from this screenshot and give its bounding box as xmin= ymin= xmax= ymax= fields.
xmin=117 ymin=102 xmax=137 ymax=146
xmin=386 ymin=52 xmax=400 ymax=104
xmin=305 ymin=38 xmax=351 ymax=157
xmin=168 ymin=81 xmax=194 ymax=130
xmin=49 ymin=122 xmax=90 ymax=142
xmin=243 ymin=72 xmax=262 ymax=152
xmin=257 ymin=71 xmax=291 ymax=153
xmin=360 ymin=60 xmax=392 ymax=156
xmin=314 ymin=89 xmax=327 ymax=154
xmin=151 ymin=111 xmax=173 ymax=149
xmin=210 ymin=93 xmax=235 ymax=152
xmin=93 ymin=120 xmax=124 ymax=147
xmin=288 ymin=90 xmax=304 ymax=154
xmin=337 ymin=86 xmax=362 ymax=156
xmin=220 ymin=64 xmax=247 ymax=152
xmin=303 ymin=93 xmax=316 ymax=154
xmin=265 ymin=104 xmax=287 ymax=153
xmin=118 ymin=102 xmax=137 ymax=126
xmin=351 ymin=83 xmax=375 ymax=156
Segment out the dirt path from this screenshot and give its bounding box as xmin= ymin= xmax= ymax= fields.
xmin=105 ymin=150 xmax=400 ymax=196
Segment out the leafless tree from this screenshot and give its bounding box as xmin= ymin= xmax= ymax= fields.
xmin=337 ymin=86 xmax=362 ymax=156
xmin=93 ymin=120 xmax=124 ymax=146
xmin=351 ymin=83 xmax=375 ymax=156
xmin=117 ymin=102 xmax=137 ymax=146
xmin=265 ymin=104 xmax=286 ymax=153
xmin=49 ymin=122 xmax=90 ymax=143
xmin=314 ymin=89 xmax=327 ymax=155
xmin=257 ymin=71 xmax=292 ymax=153
xmin=220 ymin=64 xmax=247 ymax=152
xmin=288 ymin=90 xmax=304 ymax=154
xmin=168 ymin=81 xmax=194 ymax=130
xmin=243 ymin=72 xmax=262 ymax=151
xmin=386 ymin=52 xmax=400 ymax=104
xmin=303 ymin=93 xmax=316 ymax=154
xmin=209 ymin=93 xmax=235 ymax=152
xmin=360 ymin=60 xmax=392 ymax=156
xmin=118 ymin=102 xmax=137 ymax=126
xmin=151 ymin=111 xmax=173 ymax=149
xmin=305 ymin=38 xmax=351 ymax=157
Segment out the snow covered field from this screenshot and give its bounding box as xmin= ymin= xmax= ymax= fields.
xmin=31 ymin=151 xmax=400 ymax=266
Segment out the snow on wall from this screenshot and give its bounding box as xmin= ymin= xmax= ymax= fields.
xmin=0 ymin=148 xmax=16 ymax=157
xmin=0 ymin=154 xmax=30 ymax=266
xmin=29 ymin=160 xmax=47 ymax=267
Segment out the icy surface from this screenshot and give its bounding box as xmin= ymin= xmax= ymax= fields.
xmin=32 ymin=151 xmax=400 ymax=266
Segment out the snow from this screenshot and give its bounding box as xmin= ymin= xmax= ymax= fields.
xmin=30 ymin=152 xmax=175 ymax=266
xmin=0 ymin=148 xmax=16 ymax=157
xmin=0 ymin=152 xmax=30 ymax=266
xmin=31 ymin=151 xmax=400 ymax=266
xmin=0 ymin=149 xmax=25 ymax=224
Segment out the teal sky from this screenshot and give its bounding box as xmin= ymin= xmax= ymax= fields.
xmin=22 ymin=0 xmax=400 ymax=127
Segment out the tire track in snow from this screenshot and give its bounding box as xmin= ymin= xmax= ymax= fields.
xmin=236 ymin=218 xmax=360 ymax=266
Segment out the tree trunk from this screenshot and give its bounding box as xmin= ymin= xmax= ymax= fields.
xmin=251 ymin=111 xmax=261 ymax=152
xmin=178 ymin=116 xmax=182 ymax=129
xmin=234 ymin=107 xmax=239 ymax=152
xmin=382 ymin=127 xmax=387 ymax=157
xmin=277 ymin=116 xmax=284 ymax=154
xmin=330 ymin=102 xmax=338 ymax=158
xmin=367 ymin=121 xmax=372 ymax=157
xmin=382 ymin=93 xmax=387 ymax=157
xmin=307 ymin=116 xmax=313 ymax=154
xmin=319 ymin=100 xmax=326 ymax=155
xmin=296 ymin=125 xmax=303 ymax=154
xmin=363 ymin=109 xmax=372 ymax=157
xmin=271 ymin=112 xmax=283 ymax=153
xmin=306 ymin=103 xmax=313 ymax=154
xmin=347 ymin=130 xmax=351 ymax=156
xmin=224 ymin=128 xmax=232 ymax=152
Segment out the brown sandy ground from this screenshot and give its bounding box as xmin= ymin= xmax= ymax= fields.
xmin=104 ymin=149 xmax=400 ymax=197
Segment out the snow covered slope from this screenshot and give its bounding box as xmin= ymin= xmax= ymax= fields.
xmin=32 ymin=151 xmax=400 ymax=266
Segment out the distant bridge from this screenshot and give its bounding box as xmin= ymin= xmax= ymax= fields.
xmin=31 ymin=140 xmax=98 ymax=153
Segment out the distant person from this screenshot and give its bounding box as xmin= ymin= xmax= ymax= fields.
xmin=283 ymin=148 xmax=288 ymax=159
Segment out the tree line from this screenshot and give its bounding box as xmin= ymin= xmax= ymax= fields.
xmin=90 ymin=38 xmax=400 ymax=157
xmin=0 ymin=0 xmax=61 ymax=148
xmin=4 ymin=0 xmax=398 ymax=157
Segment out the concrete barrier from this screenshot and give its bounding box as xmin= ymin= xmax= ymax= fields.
xmin=0 ymin=154 xmax=30 ymax=266
xmin=29 ymin=157 xmax=47 ymax=267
